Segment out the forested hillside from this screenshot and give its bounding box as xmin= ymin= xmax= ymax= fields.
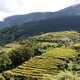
xmin=0 ymin=31 xmax=79 ymax=80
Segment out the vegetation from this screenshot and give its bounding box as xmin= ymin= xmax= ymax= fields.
xmin=42 ymin=48 xmax=76 ymax=58
xmin=0 ymin=31 xmax=79 ymax=80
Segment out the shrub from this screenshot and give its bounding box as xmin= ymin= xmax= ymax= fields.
xmin=0 ymin=53 xmax=12 ymax=72
xmin=0 ymin=76 xmax=6 ymax=80
xmin=9 ymin=46 xmax=34 ymax=66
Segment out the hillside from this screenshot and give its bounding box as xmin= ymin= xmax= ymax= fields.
xmin=0 ymin=1 xmax=80 ymax=80
xmin=0 ymin=4 xmax=80 ymax=46
xmin=0 ymin=31 xmax=79 ymax=80
xmin=3 ymin=3 xmax=80 ymax=27
xmin=0 ymin=15 xmax=80 ymax=46
xmin=1 ymin=3 xmax=80 ymax=28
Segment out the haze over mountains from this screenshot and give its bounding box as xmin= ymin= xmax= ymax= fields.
xmin=0 ymin=4 xmax=80 ymax=32
xmin=0 ymin=2 xmax=80 ymax=80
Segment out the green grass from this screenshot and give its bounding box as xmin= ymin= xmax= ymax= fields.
xmin=37 ymin=31 xmax=78 ymax=40
xmin=3 ymin=55 xmax=64 ymax=79
xmin=2 ymin=31 xmax=80 ymax=80
xmin=42 ymin=48 xmax=76 ymax=58
xmin=4 ymin=47 xmax=75 ymax=79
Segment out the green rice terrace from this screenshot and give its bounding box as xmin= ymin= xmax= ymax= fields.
xmin=0 ymin=31 xmax=80 ymax=80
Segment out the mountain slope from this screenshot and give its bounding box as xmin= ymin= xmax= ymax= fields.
xmin=0 ymin=4 xmax=80 ymax=44
xmin=0 ymin=16 xmax=80 ymax=44
xmin=0 ymin=12 xmax=54 ymax=28
xmin=0 ymin=4 xmax=80 ymax=28
xmin=51 ymin=4 xmax=80 ymax=16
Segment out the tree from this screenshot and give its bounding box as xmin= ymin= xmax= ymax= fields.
xmin=0 ymin=53 xmax=12 ymax=72
xmin=9 ymin=46 xmax=34 ymax=66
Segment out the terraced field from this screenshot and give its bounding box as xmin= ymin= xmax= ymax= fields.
xmin=1 ymin=31 xmax=80 ymax=80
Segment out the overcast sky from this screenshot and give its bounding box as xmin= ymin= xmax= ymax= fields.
xmin=0 ymin=0 xmax=80 ymax=21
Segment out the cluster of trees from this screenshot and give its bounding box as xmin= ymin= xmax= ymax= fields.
xmin=0 ymin=45 xmax=34 ymax=72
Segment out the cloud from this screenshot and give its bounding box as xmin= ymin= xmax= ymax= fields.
xmin=16 ymin=0 xmax=80 ymax=12
xmin=0 ymin=11 xmax=13 ymax=21
xmin=0 ymin=0 xmax=20 ymax=12
xmin=0 ymin=0 xmax=80 ymax=21
xmin=0 ymin=0 xmax=80 ymax=13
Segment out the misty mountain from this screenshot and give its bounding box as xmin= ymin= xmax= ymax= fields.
xmin=0 ymin=4 xmax=80 ymax=28
xmin=51 ymin=4 xmax=80 ymax=16
xmin=0 ymin=12 xmax=54 ymax=28
xmin=0 ymin=4 xmax=80 ymax=44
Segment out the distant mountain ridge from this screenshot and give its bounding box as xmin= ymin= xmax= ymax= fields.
xmin=0 ymin=4 xmax=80 ymax=44
xmin=52 ymin=4 xmax=80 ymax=16
xmin=0 ymin=4 xmax=80 ymax=28
xmin=0 ymin=12 xmax=54 ymax=28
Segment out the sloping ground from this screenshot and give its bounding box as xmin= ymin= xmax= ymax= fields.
xmin=11 ymin=57 xmax=63 ymax=76
xmin=33 ymin=31 xmax=79 ymax=40
xmin=31 ymin=31 xmax=80 ymax=48
xmin=3 ymin=48 xmax=76 ymax=80
xmin=39 ymin=31 xmax=78 ymax=37
xmin=1 ymin=31 xmax=80 ymax=80
xmin=42 ymin=48 xmax=76 ymax=58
